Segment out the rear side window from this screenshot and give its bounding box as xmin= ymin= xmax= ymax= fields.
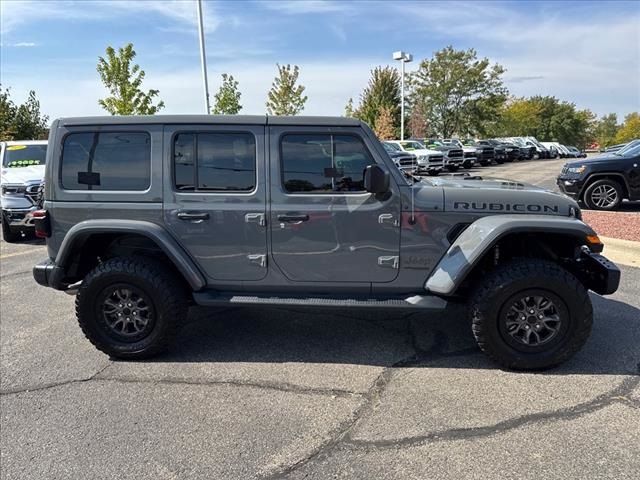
xmin=281 ymin=134 xmax=374 ymax=193
xmin=173 ymin=132 xmax=256 ymax=192
xmin=61 ymin=132 xmax=151 ymax=190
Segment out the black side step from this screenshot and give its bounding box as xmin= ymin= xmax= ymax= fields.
xmin=192 ymin=292 xmax=447 ymax=310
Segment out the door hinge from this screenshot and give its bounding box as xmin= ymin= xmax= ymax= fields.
xmin=245 ymin=213 xmax=266 ymax=227
xmin=247 ymin=254 xmax=267 ymax=268
xmin=378 ymin=255 xmax=399 ymax=269
xmin=378 ymin=213 xmax=399 ymax=227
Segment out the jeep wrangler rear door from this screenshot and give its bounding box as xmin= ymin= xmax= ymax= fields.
xmin=163 ymin=124 xmax=268 ymax=281
xmin=268 ymin=126 xmax=401 ymax=283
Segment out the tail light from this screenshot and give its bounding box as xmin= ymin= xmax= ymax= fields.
xmin=32 ymin=209 xmax=51 ymax=238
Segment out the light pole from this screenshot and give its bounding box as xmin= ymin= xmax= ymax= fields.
xmin=196 ymin=0 xmax=210 ymax=114
xmin=393 ymin=51 xmax=412 ymax=140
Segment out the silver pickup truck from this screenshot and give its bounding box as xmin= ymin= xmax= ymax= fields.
xmin=33 ymin=115 xmax=619 ymax=370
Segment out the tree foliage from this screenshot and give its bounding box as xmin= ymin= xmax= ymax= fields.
xmin=212 ymin=74 xmax=242 ymax=114
xmin=344 ymin=97 xmax=354 ymax=117
xmin=490 ymin=97 xmax=542 ymax=137
xmin=615 ymin=112 xmax=640 ymax=144
xmin=592 ymin=113 xmax=619 ymax=148
xmin=354 ymin=66 xmax=400 ymax=135
xmin=407 ymin=101 xmax=429 ymax=139
xmin=266 ymin=64 xmax=307 ymax=115
xmin=97 ymin=43 xmax=164 ymax=115
xmin=374 ymin=106 xmax=396 ymax=140
xmin=0 ymin=86 xmax=49 ymax=141
xmin=409 ymin=46 xmax=507 ymax=138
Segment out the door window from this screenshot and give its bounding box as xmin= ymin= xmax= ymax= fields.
xmin=281 ymin=134 xmax=374 ymax=193
xmin=173 ymin=132 xmax=256 ymax=192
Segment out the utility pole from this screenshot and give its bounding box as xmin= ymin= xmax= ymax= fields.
xmin=393 ymin=51 xmax=413 ymax=140
xmin=196 ymin=0 xmax=210 ymax=114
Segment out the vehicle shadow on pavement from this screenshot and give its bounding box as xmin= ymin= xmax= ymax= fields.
xmin=149 ymin=294 xmax=639 ymax=376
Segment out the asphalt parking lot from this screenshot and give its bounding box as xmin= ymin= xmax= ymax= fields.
xmin=1 ymin=158 xmax=639 ymax=479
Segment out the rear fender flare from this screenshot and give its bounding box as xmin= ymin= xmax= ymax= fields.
xmin=55 ymin=219 xmax=206 ymax=291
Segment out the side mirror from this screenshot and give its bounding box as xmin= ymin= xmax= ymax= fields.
xmin=364 ymin=164 xmax=390 ymax=194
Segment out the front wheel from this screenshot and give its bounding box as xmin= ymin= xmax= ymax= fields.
xmin=470 ymin=259 xmax=592 ymax=370
xmin=76 ymin=257 xmax=188 ymax=359
xmin=447 ymin=165 xmax=459 ymax=172
xmin=1 ymin=214 xmax=21 ymax=242
xmin=583 ymin=179 xmax=623 ymax=210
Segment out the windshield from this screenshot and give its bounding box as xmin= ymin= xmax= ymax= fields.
xmin=2 ymin=144 xmax=48 ymax=168
xmin=616 ymin=139 xmax=640 ymax=156
xmin=400 ymin=141 xmax=425 ymax=150
xmin=383 ymin=142 xmax=401 ymax=152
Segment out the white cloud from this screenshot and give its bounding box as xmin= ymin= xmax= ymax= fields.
xmin=261 ymin=0 xmax=352 ymax=15
xmin=0 ymin=0 xmax=219 ymax=34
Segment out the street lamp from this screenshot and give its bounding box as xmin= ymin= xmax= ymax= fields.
xmin=393 ymin=51 xmax=412 ymax=140
xmin=196 ymin=0 xmax=210 ymax=114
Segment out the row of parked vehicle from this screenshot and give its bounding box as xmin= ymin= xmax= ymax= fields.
xmin=381 ymin=136 xmax=587 ymax=176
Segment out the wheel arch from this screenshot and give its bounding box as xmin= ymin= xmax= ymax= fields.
xmin=425 ymin=215 xmax=599 ymax=296
xmin=54 ymin=220 xmax=206 ymax=291
xmin=580 ymin=173 xmax=630 ymax=200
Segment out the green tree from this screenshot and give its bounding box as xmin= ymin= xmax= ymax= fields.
xmin=97 ymin=43 xmax=164 ymax=115
xmin=524 ymin=96 xmax=593 ymax=148
xmin=615 ymin=112 xmax=640 ymax=143
xmin=344 ymin=97 xmax=354 ymax=117
xmin=409 ymin=46 xmax=507 ymax=138
xmin=212 ymin=74 xmax=242 ymax=114
xmin=354 ymin=66 xmax=400 ymax=135
xmin=0 ymin=85 xmax=17 ymax=140
xmin=0 ymin=87 xmax=49 ymax=140
xmin=593 ymin=113 xmax=619 ymax=148
xmin=374 ymin=106 xmax=396 ymax=140
xmin=266 ymin=64 xmax=307 ymax=115
xmin=490 ymin=97 xmax=542 ymax=137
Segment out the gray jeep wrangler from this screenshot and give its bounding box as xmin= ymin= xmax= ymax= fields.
xmin=33 ymin=115 xmax=620 ymax=370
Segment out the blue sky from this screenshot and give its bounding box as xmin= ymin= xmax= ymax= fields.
xmin=1 ymin=0 xmax=638 ymax=120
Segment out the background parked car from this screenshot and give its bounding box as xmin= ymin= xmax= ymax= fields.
xmin=424 ymin=139 xmax=464 ymax=172
xmin=384 ymin=140 xmax=444 ymax=175
xmin=557 ymin=139 xmax=640 ymax=210
xmin=1 ymin=140 xmax=48 ymax=242
xmin=382 ymin=141 xmax=420 ymax=173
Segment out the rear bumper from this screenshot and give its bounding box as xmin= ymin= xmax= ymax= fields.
xmin=33 ymin=258 xmax=65 ymax=290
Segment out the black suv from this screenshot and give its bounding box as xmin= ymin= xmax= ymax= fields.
xmin=557 ymin=140 xmax=640 ymax=210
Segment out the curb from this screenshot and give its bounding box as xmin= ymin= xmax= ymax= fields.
xmin=600 ymin=236 xmax=640 ymax=268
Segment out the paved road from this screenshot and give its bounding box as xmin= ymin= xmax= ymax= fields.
xmin=1 ymin=159 xmax=638 ymax=479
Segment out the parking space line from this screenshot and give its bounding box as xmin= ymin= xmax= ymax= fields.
xmin=0 ymin=247 xmax=44 ymax=259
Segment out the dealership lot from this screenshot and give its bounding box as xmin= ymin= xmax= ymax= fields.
xmin=1 ymin=160 xmax=639 ymax=479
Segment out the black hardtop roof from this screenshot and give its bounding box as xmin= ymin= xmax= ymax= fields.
xmin=56 ymin=115 xmax=363 ymax=127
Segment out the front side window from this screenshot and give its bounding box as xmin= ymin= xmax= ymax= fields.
xmin=61 ymin=132 xmax=150 ymax=190
xmin=173 ymin=132 xmax=256 ymax=192
xmin=281 ymin=134 xmax=375 ymax=193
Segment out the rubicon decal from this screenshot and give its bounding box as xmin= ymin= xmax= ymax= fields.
xmin=453 ymin=202 xmax=560 ymax=213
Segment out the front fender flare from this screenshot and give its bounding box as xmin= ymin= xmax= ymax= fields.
xmin=55 ymin=219 xmax=206 ymax=291
xmin=425 ymin=215 xmax=597 ymax=295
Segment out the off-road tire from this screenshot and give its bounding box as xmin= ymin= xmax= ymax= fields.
xmin=583 ymin=178 xmax=623 ymax=211
xmin=1 ymin=215 xmax=21 ymax=243
xmin=76 ymin=257 xmax=188 ymax=359
xmin=470 ymin=259 xmax=592 ymax=370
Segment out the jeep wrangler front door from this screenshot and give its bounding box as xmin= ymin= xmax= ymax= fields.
xmin=163 ymin=125 xmax=268 ymax=282
xmin=268 ymin=127 xmax=401 ymax=283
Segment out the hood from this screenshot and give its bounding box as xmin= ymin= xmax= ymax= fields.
xmin=566 ymin=154 xmax=622 ymax=166
xmin=0 ymin=165 xmax=45 ymax=186
xmin=411 ymin=176 xmax=578 ymax=216
xmin=407 ymin=148 xmax=444 ymax=156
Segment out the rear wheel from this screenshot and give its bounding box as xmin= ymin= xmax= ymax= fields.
xmin=447 ymin=165 xmax=459 ymax=172
xmin=76 ymin=257 xmax=188 ymax=359
xmin=470 ymin=259 xmax=592 ymax=370
xmin=583 ymin=179 xmax=623 ymax=210
xmin=1 ymin=214 xmax=21 ymax=242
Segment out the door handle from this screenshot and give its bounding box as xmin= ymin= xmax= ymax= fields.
xmin=177 ymin=211 xmax=210 ymax=222
xmin=277 ymin=214 xmax=309 ymax=223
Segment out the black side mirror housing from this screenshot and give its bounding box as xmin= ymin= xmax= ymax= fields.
xmin=364 ymin=164 xmax=390 ymax=194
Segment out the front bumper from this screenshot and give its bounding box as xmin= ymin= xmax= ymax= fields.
xmin=2 ymin=207 xmax=37 ymax=228
xmin=580 ymin=251 xmax=620 ymax=295
xmin=556 ymin=176 xmax=585 ymax=198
